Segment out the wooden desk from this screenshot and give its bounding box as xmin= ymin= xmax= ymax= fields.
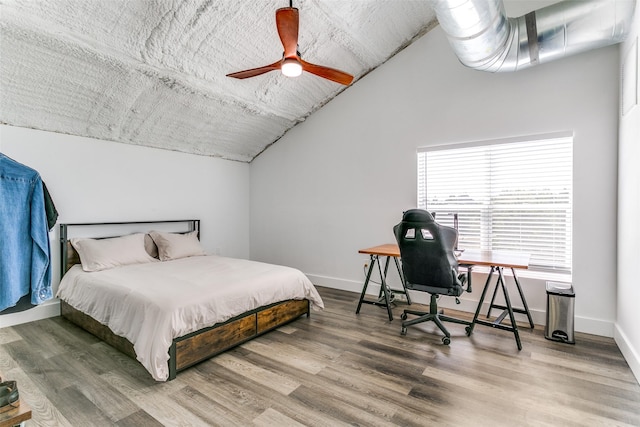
xmin=0 ymin=400 xmax=31 ymax=427
xmin=356 ymin=244 xmax=533 ymax=349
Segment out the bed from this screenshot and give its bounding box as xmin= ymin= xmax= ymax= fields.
xmin=56 ymin=220 xmax=323 ymax=381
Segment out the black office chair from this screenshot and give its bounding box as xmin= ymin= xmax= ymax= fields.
xmin=394 ymin=209 xmax=471 ymax=345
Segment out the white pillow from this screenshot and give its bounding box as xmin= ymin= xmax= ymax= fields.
xmin=71 ymin=233 xmax=157 ymax=272
xmin=149 ymin=230 xmax=205 ymax=261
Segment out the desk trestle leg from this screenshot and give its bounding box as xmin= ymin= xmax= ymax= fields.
xmin=512 ymin=267 xmax=534 ymax=328
xmin=356 ymin=254 xmax=413 ymax=321
xmin=467 ymin=266 xmax=532 ymax=351
xmin=355 ymin=254 xmax=394 ymax=321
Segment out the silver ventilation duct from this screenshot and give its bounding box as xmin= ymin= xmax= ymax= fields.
xmin=432 ymin=0 xmax=637 ymax=72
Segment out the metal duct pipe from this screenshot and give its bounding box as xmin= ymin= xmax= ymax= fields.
xmin=432 ymin=0 xmax=637 ymax=72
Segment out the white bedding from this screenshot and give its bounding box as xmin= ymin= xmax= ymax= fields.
xmin=56 ymin=255 xmax=324 ymax=381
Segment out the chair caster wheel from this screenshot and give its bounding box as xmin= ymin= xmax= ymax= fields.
xmin=401 ymin=327 xmax=407 ymax=336
xmin=400 ymin=313 xmax=408 ymax=320
xmin=442 ymin=337 xmax=451 ymax=345
xmin=465 ymin=326 xmax=472 ymax=336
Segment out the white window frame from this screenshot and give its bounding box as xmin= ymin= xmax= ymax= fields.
xmin=417 ymin=131 xmax=573 ymax=279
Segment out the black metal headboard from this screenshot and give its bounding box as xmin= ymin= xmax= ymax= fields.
xmin=59 ymin=219 xmax=200 ymax=279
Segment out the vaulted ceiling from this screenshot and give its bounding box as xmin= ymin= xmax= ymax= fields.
xmin=0 ymin=0 xmax=438 ymax=162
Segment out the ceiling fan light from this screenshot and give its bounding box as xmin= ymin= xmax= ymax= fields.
xmin=281 ymin=58 xmax=302 ymax=77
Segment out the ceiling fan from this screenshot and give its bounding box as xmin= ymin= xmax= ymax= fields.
xmin=226 ymin=1 xmax=354 ymax=85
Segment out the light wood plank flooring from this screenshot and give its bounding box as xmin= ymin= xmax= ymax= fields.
xmin=1 ymin=286 xmax=639 ymax=426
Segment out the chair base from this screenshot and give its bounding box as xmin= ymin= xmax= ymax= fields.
xmin=400 ymin=294 xmax=471 ymax=345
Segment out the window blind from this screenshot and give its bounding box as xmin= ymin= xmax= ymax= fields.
xmin=418 ymin=133 xmax=573 ymax=274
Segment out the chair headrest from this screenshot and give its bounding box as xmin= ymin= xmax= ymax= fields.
xmin=402 ymin=209 xmax=434 ymax=224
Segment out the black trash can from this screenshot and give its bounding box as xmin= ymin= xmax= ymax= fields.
xmin=545 ymin=281 xmax=575 ymax=344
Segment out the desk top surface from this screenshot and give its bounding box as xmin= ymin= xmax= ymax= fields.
xmin=359 ymin=244 xmax=530 ymax=269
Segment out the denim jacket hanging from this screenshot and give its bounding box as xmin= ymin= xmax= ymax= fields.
xmin=0 ymin=153 xmax=52 ymax=311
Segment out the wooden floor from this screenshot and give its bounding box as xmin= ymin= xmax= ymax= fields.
xmin=1 ymin=286 xmax=639 ymax=427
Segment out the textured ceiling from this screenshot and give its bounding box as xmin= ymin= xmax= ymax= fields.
xmin=0 ymin=0 xmax=438 ymax=162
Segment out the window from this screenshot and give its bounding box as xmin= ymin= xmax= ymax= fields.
xmin=418 ymin=132 xmax=573 ymax=274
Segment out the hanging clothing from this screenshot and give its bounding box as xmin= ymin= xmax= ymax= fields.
xmin=0 ymin=153 xmax=53 ymax=311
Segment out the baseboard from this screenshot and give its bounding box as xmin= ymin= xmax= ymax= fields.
xmin=307 ymin=274 xmax=365 ymax=294
xmin=0 ymin=299 xmax=60 ymax=328
xmin=614 ymin=324 xmax=640 ymax=385
xmin=574 ymin=315 xmax=615 ymax=338
xmin=307 ymin=273 xmax=614 ymax=336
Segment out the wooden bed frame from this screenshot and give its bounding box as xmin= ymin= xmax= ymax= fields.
xmin=59 ymin=220 xmax=310 ymax=381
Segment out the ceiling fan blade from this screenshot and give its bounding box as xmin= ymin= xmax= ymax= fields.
xmin=226 ymin=61 xmax=282 ymax=79
xmin=300 ymin=59 xmax=354 ymax=85
xmin=276 ymin=7 xmax=299 ymax=58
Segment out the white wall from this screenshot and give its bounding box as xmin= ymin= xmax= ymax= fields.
xmin=250 ymin=23 xmax=620 ymax=335
xmin=0 ymin=125 xmax=250 ymax=327
xmin=616 ymin=4 xmax=640 ymax=383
